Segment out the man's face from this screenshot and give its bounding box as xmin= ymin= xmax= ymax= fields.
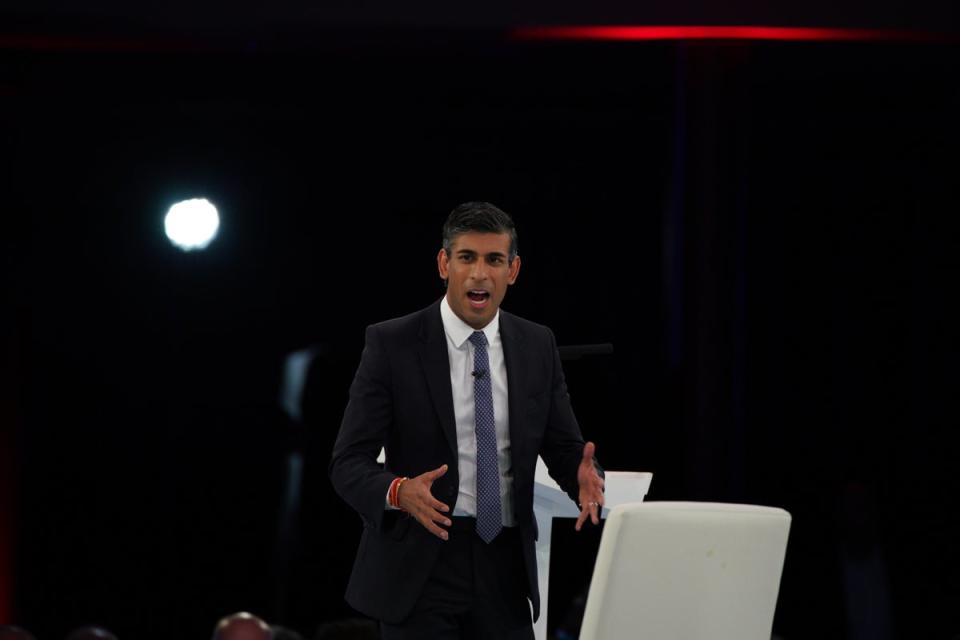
xmin=437 ymin=231 xmax=521 ymax=330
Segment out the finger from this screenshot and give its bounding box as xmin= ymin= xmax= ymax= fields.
xmin=418 ymin=505 xmax=451 ymax=527
xmin=410 ymin=496 xmax=451 ymax=523
xmin=575 ymin=508 xmax=588 ymax=531
xmin=587 ymin=475 xmax=604 ymax=496
xmin=430 ymin=498 xmax=450 ymax=513
xmin=425 ymin=464 xmax=449 ymax=481
xmin=591 ymin=473 xmax=605 ymax=493
xmin=431 ymin=511 xmax=452 ymax=527
xmin=591 ymin=502 xmax=600 ymax=525
xmin=412 ymin=507 xmax=450 ymax=539
xmin=581 ymin=441 xmax=595 ymax=464
xmin=420 ymin=517 xmax=449 ymax=540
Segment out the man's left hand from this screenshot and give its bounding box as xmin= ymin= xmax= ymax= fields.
xmin=575 ymin=441 xmax=605 ymax=531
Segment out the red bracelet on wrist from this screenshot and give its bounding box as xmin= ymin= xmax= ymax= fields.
xmin=389 ymin=477 xmax=409 ymax=509
xmin=388 ymin=478 xmax=399 ymax=507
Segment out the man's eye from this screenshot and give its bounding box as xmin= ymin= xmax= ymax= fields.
xmin=489 ymin=257 xmax=504 ymax=265
xmin=459 ymin=254 xmax=474 ymax=262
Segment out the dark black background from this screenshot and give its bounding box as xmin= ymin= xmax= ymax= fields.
xmin=2 ymin=5 xmax=959 ymax=638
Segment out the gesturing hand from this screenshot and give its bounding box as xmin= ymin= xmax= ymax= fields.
xmin=397 ymin=464 xmax=452 ymax=541
xmin=575 ymin=441 xmax=605 ymax=531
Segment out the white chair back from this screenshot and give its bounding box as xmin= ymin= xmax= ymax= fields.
xmin=579 ymin=501 xmax=791 ymax=640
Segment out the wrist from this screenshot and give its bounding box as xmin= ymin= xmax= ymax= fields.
xmin=388 ymin=476 xmax=409 ymax=509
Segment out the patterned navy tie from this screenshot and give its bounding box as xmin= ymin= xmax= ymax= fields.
xmin=469 ymin=330 xmax=502 ymax=543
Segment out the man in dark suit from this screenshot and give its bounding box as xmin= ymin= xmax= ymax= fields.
xmin=330 ymin=202 xmax=605 ymax=639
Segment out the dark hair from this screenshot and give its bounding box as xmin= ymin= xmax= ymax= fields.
xmin=442 ymin=201 xmax=518 ymax=262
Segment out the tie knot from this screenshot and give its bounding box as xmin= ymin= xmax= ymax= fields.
xmin=469 ymin=331 xmax=488 ymax=348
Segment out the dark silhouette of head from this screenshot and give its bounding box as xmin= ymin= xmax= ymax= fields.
xmin=65 ymin=626 xmax=119 ymax=640
xmin=212 ymin=612 xmax=273 ymax=640
xmin=0 ymin=626 xmax=37 ymax=640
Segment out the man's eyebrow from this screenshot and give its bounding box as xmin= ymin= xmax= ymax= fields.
xmin=455 ymin=249 xmax=507 ymax=258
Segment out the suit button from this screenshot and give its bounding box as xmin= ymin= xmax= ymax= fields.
xmin=447 ymin=487 xmax=456 ymax=497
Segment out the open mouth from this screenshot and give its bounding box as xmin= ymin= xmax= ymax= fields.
xmin=467 ymin=289 xmax=491 ymax=306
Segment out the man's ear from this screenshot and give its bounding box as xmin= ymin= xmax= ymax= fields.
xmin=507 ymin=255 xmax=521 ymax=285
xmin=437 ymin=248 xmax=449 ymax=281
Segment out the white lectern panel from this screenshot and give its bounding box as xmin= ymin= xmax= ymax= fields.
xmin=533 ymin=457 xmax=652 ymax=640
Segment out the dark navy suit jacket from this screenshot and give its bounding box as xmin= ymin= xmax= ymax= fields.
xmin=329 ymin=299 xmax=588 ymax=624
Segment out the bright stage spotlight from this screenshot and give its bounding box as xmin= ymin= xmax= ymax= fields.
xmin=164 ymin=198 xmax=220 ymax=251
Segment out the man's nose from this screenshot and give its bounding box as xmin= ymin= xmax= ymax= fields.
xmin=470 ymin=259 xmax=490 ymax=279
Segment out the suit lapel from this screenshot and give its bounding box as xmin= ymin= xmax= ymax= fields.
xmin=500 ymin=311 xmax=529 ymax=450
xmin=417 ymin=301 xmax=459 ymax=458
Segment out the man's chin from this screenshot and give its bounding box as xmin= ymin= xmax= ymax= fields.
xmin=465 ymin=308 xmax=495 ymax=329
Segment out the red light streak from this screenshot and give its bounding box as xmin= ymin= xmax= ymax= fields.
xmin=512 ymin=25 xmax=941 ymax=43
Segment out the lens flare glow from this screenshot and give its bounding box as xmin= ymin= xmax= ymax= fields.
xmin=164 ymin=198 xmax=220 ymax=251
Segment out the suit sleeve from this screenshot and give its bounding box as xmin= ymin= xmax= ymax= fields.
xmin=329 ymin=324 xmax=397 ymax=531
xmin=538 ymin=328 xmax=604 ymax=506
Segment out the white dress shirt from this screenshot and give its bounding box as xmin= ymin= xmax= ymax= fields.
xmin=440 ymin=296 xmax=516 ymax=526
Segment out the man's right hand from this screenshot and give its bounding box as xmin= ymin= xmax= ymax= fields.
xmin=397 ymin=464 xmax=451 ymax=541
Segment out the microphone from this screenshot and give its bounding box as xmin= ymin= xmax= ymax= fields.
xmin=472 ymin=370 xmax=486 ymax=378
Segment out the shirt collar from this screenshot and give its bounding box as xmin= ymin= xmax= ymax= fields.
xmin=440 ymin=295 xmax=500 ymax=349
